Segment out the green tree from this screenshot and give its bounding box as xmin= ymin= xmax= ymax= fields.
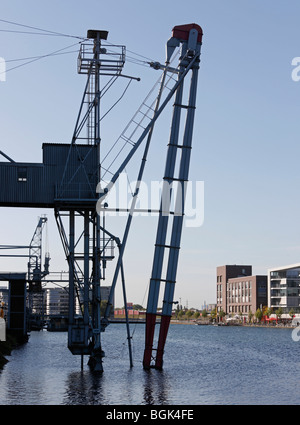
xmin=289 ymin=308 xmax=295 ymax=319
xmin=186 ymin=310 xmax=193 ymax=320
xmin=255 ymin=308 xmax=263 ymax=323
xmin=211 ymin=308 xmax=217 ymax=322
xmin=275 ymin=307 xmax=283 ymax=321
xmin=202 ymin=309 xmax=207 ymax=318
xmin=177 ymin=310 xmax=184 ymax=319
xmin=248 ymin=309 xmax=253 ymax=324
xmin=194 ymin=311 xmax=200 ymax=319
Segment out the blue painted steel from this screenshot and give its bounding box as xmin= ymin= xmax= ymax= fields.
xmin=0 ymin=143 xmax=98 ymax=207
xmin=0 ymin=24 xmax=202 ymax=372
xmin=144 ymin=25 xmax=202 ymax=369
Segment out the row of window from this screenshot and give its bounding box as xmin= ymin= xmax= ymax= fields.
xmin=271 ymin=289 xmax=300 ymax=297
xmin=217 ymin=281 xmax=253 ymax=291
xmin=227 ymin=281 xmax=252 ymax=290
xmin=228 ymin=305 xmax=252 ymax=313
xmin=227 ymin=296 xmax=252 ymax=303
xmin=228 ymin=288 xmax=252 ymax=296
xmin=271 ymin=269 xmax=300 ymax=279
xmin=270 ymin=279 xmax=300 ymax=288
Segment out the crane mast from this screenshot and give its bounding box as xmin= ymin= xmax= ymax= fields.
xmin=54 ymin=30 xmax=127 ymax=372
xmin=27 ymin=216 xmax=50 ymax=330
xmin=0 ymin=216 xmax=50 ymax=330
xmin=27 ymin=216 xmax=50 ymax=289
xmin=143 ymin=24 xmax=203 ymax=370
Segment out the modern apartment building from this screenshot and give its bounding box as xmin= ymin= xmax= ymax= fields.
xmin=217 ymin=265 xmax=267 ymax=316
xmin=46 ymin=285 xmax=114 ymax=316
xmin=46 ymin=288 xmax=69 ymax=316
xmin=268 ymin=263 xmax=300 ymax=313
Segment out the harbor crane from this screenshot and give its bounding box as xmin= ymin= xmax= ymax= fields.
xmin=0 ymin=215 xmax=50 ymax=329
xmin=0 ymin=23 xmax=203 ymax=371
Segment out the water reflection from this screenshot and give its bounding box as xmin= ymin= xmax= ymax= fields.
xmin=62 ymin=364 xmax=170 ymax=405
xmin=1 ymin=326 xmax=300 ymax=405
xmin=63 ymin=371 xmax=105 ymax=405
xmin=143 ymin=369 xmax=168 ymax=405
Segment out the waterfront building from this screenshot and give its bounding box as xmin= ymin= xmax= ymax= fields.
xmin=46 ymin=288 xmax=69 ymax=317
xmin=268 ymin=263 xmax=300 ymax=314
xmin=47 ymin=286 xmax=113 ymax=316
xmin=216 ymin=265 xmax=267 ymax=316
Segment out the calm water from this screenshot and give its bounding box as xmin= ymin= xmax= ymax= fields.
xmin=0 ymin=323 xmax=299 ymax=405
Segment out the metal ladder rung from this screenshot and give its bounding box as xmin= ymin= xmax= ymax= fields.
xmin=142 ymin=102 xmax=155 ymax=113
xmin=163 ymin=176 xmax=188 ymax=182
xmin=167 ymin=143 xmax=192 ymax=149
xmin=132 ymin=120 xmax=146 ymax=130
xmin=120 ymin=134 xmax=136 ymax=146
xmin=154 ymin=243 xmax=180 ymax=250
xmin=151 ymin=277 xmax=176 ymax=283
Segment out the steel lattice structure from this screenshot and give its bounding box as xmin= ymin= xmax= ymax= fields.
xmin=0 ymin=24 xmax=203 ymax=372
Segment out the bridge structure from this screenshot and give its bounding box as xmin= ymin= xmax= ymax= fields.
xmin=0 ymin=24 xmax=203 ymax=371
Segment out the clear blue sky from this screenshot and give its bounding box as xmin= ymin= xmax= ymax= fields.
xmin=0 ymin=0 xmax=300 ymax=309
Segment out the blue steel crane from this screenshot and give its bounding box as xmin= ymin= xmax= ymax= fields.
xmin=59 ymin=23 xmax=203 ymax=372
xmin=80 ymin=23 xmax=203 ymax=371
xmin=27 ymin=216 xmax=50 ymax=291
xmin=143 ymin=24 xmax=203 ymax=370
xmin=0 ymin=215 xmax=50 ymax=330
xmin=97 ymin=23 xmax=203 ymax=370
xmin=0 ymin=23 xmax=203 ymax=371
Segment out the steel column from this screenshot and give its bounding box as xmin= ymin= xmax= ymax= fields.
xmin=143 ymin=24 xmax=202 ymax=369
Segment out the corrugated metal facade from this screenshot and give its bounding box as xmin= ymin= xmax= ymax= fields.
xmin=0 ymin=143 xmax=98 ymax=208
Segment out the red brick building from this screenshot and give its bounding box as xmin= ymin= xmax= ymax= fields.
xmin=217 ymin=265 xmax=267 ymax=316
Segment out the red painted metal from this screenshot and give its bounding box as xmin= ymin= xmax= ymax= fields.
xmin=143 ymin=312 xmax=157 ymax=368
xmin=172 ymin=23 xmax=203 ymax=43
xmin=155 ymin=315 xmax=171 ymax=370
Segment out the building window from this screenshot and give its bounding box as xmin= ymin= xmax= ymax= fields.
xmin=17 ymin=167 xmax=27 ymax=182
